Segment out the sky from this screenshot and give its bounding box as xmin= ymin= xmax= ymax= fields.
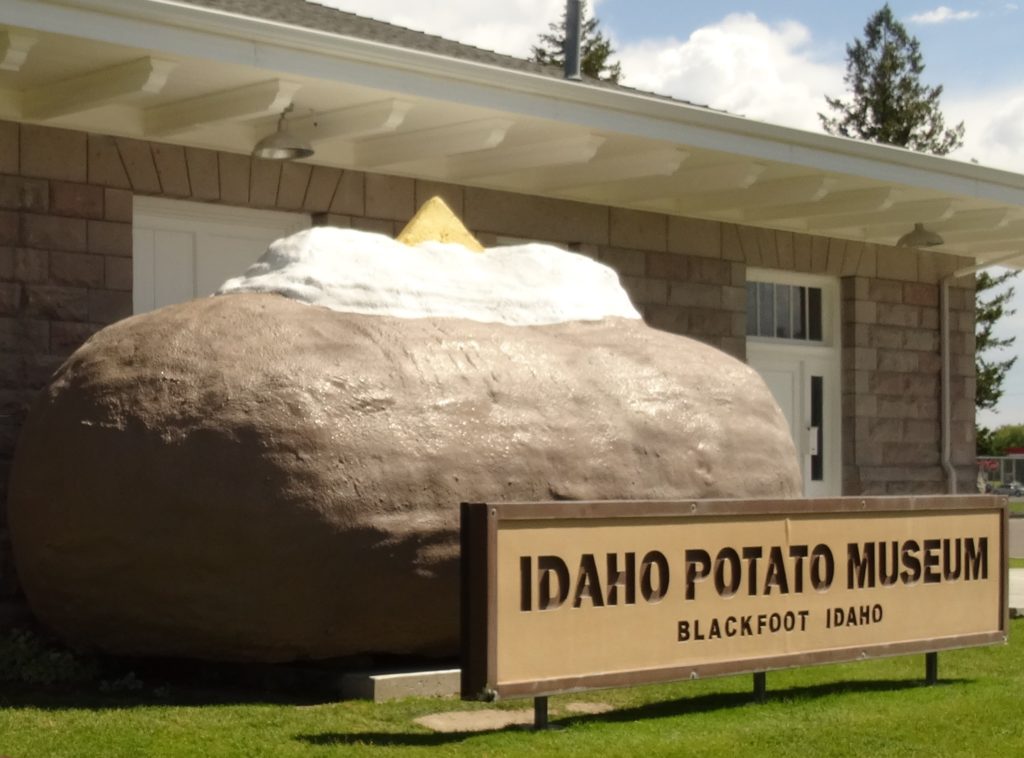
xmin=315 ymin=0 xmax=1024 ymax=429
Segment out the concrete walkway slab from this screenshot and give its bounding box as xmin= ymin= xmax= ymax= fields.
xmin=1010 ymin=568 xmax=1024 ymax=618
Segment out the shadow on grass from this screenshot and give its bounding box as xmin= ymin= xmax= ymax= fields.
xmin=297 ymin=732 xmax=478 ymax=748
xmin=292 ymin=676 xmax=970 ymax=747
xmin=574 ymin=676 xmax=969 ymax=725
xmin=1 ymin=673 xmax=970 ymax=715
xmin=0 ymin=687 xmax=339 ymax=710
xmin=0 ymin=652 xmax=453 ymax=710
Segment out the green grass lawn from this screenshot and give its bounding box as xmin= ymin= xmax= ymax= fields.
xmin=2 ymin=620 xmax=1023 ymax=757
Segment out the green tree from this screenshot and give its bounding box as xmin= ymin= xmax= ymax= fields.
xmin=976 ymin=268 xmax=1018 ymax=410
xmin=980 ymin=423 xmax=1024 ymax=457
xmin=990 ymin=423 xmax=1024 ymax=454
xmin=819 ymin=4 xmax=964 ymax=155
xmin=820 ymin=6 xmax=1020 ymax=452
xmin=531 ymin=0 xmax=622 ymax=83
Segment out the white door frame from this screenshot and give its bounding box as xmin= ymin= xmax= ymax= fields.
xmin=745 ymin=269 xmax=842 ymax=497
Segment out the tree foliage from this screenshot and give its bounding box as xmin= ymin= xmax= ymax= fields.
xmin=976 ymin=269 xmax=1019 ymax=410
xmin=991 ymin=424 xmax=1024 ymax=454
xmin=979 ymin=423 xmax=1024 ymax=456
xmin=821 ymin=6 xmax=1020 ymax=453
xmin=819 ymin=4 xmax=964 ymax=155
xmin=531 ymin=0 xmax=622 ymax=83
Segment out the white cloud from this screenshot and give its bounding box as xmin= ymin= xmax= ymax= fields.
xmin=945 ymin=88 xmax=1024 ymax=173
xmin=616 ymin=13 xmax=844 ymax=132
xmin=310 ymin=0 xmax=574 ymax=57
xmin=909 ymin=6 xmax=980 ymax=24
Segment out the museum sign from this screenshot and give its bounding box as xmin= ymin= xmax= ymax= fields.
xmin=461 ymin=496 xmax=1007 ymax=700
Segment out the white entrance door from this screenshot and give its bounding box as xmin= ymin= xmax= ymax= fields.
xmin=132 ymin=197 xmax=310 ymax=314
xmin=745 ymin=270 xmax=841 ymax=497
xmin=747 ymin=345 xmax=840 ymax=497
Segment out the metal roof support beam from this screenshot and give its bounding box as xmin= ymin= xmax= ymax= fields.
xmin=677 ymin=175 xmax=836 ymax=213
xmin=447 ymin=133 xmax=605 ymax=180
xmin=744 ymin=187 xmax=895 ymax=223
xmin=806 ymin=198 xmax=955 ymax=233
xmin=353 ymin=118 xmax=513 ymax=169
xmin=537 ymin=147 xmax=689 ymax=191
xmin=145 ymin=79 xmax=301 ymax=136
xmin=287 ymin=98 xmax=414 ymax=143
xmin=0 ymin=28 xmax=36 ymax=72
xmin=575 ymin=161 xmax=766 ymax=205
xmin=865 ymin=207 xmax=1017 ymax=239
xmin=24 ymin=56 xmax=176 ymax=120
xmin=940 ymin=220 xmax=1024 ymax=246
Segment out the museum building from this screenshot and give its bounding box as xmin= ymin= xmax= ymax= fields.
xmin=1 ymin=0 xmax=1023 ymax=623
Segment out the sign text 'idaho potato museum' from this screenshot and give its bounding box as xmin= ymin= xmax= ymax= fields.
xmin=461 ymin=497 xmax=1007 ymax=700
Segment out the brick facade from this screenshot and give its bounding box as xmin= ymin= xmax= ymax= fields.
xmin=0 ymin=120 xmax=978 ymax=625
xmin=842 ymin=276 xmax=976 ymax=495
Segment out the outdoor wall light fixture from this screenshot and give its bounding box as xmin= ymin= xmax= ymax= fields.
xmin=252 ymin=104 xmax=313 ymax=161
xmin=896 ymin=222 xmax=944 ymax=248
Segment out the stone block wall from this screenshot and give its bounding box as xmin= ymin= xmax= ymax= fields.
xmin=0 ymin=119 xmax=980 ymax=628
xmin=1 ymin=124 xmax=135 ymax=614
xmin=0 ymin=122 xmax=372 ymax=614
xmin=841 ymin=273 xmax=977 ymax=495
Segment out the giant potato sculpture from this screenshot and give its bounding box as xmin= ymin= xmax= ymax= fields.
xmin=8 ymin=200 xmax=801 ymax=662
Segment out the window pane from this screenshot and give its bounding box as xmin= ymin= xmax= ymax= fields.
xmin=808 ymin=287 xmax=823 ymax=341
xmin=746 ymin=281 xmax=758 ymax=335
xmin=775 ymin=284 xmax=791 ymax=338
xmin=757 ymin=282 xmax=774 ymax=337
xmin=793 ymin=286 xmax=807 ymax=339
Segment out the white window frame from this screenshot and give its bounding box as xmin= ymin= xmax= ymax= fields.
xmin=745 ymin=269 xmax=841 ymax=351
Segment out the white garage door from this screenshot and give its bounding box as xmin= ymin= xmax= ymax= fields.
xmin=132 ymin=197 xmax=310 ymax=314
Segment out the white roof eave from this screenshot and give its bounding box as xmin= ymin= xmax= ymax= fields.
xmin=11 ymin=0 xmax=1024 ymax=267
xmin=24 ymin=0 xmax=1021 ymax=200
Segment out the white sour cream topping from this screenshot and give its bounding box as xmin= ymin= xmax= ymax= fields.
xmin=216 ymin=226 xmax=641 ymax=325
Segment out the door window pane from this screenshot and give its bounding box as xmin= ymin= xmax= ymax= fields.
xmin=775 ymin=285 xmax=792 ymax=338
xmin=808 ymin=287 xmax=823 ymax=341
xmin=757 ymin=283 xmax=774 ymax=338
xmin=793 ymin=286 xmax=807 ymax=339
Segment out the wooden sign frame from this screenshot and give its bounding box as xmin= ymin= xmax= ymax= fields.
xmin=461 ymin=496 xmax=1008 ymax=701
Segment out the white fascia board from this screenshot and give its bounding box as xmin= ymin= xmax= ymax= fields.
xmin=16 ymin=0 xmax=1024 ymax=208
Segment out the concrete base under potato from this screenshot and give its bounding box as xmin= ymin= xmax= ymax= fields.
xmin=338 ymin=667 xmax=461 ymax=702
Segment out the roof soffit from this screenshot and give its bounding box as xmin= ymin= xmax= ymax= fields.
xmin=2 ymin=0 xmax=1022 ymax=268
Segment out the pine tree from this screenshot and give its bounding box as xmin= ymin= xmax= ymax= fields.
xmin=821 ymin=6 xmax=1019 ymax=451
xmin=531 ymin=1 xmax=622 ymax=83
xmin=819 ymin=4 xmax=964 ymax=155
xmin=975 ymin=269 xmax=1018 ymax=411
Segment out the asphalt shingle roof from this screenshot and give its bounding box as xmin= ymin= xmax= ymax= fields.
xmin=176 ymin=0 xmax=711 ymax=107
xmin=180 ymin=0 xmax=564 ymax=76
